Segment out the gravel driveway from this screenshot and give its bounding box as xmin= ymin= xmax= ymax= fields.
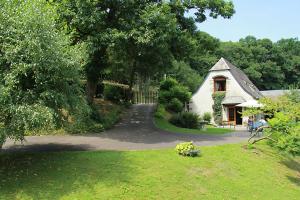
xmin=2 ymin=104 xmax=249 ymax=152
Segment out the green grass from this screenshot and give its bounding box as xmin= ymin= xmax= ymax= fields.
xmin=0 ymin=144 xmax=299 ymax=200
xmin=154 ymin=116 xmax=233 ymax=135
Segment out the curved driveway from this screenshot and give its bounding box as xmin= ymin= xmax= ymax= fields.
xmin=3 ymin=105 xmax=249 ymax=152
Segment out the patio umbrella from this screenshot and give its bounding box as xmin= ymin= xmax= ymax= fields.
xmin=236 ymin=100 xmax=263 ymax=108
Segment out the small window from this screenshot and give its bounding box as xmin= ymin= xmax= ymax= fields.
xmin=214 ymin=77 xmax=226 ymax=92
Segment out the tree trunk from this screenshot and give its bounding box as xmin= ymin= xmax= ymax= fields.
xmin=86 ymin=78 xmax=97 ymax=104
xmin=126 ymin=62 xmax=136 ymax=102
xmin=248 ymin=126 xmax=276 ymax=144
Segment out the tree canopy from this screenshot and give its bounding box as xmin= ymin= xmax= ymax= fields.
xmin=56 ymin=0 xmax=235 ymax=102
xmin=216 ymin=36 xmax=300 ymax=90
xmin=0 ymin=0 xmax=89 ymax=147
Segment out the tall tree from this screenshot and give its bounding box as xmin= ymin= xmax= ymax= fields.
xmin=107 ymin=3 xmax=177 ymax=99
xmin=57 ymin=0 xmax=235 ymax=101
xmin=0 ymin=0 xmax=88 ymax=147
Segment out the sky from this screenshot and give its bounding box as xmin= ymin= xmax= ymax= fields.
xmin=196 ymin=0 xmax=300 ymax=42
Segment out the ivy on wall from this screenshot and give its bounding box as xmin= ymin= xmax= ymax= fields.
xmin=212 ymin=91 xmax=226 ymax=124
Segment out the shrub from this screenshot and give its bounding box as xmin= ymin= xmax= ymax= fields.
xmin=203 ymin=112 xmax=212 ymax=123
xmin=245 ymin=93 xmax=300 ymax=156
xmin=175 ymin=142 xmax=200 ymax=157
xmin=159 ymin=78 xmax=178 ymax=91
xmin=169 ymin=86 xmax=191 ymax=103
xmin=154 ymin=104 xmax=166 ymax=119
xmin=276 ymin=128 xmax=300 ymax=156
xmin=100 ymin=108 xmax=122 ymax=130
xmin=158 ymin=78 xmax=191 ymax=106
xmin=212 ymin=91 xmax=225 ymax=125
xmin=158 ymin=90 xmax=172 ymax=105
xmin=169 ymin=112 xmax=200 ymax=129
xmin=104 ymin=85 xmax=127 ymax=104
xmin=166 ymin=98 xmax=183 ymax=113
xmin=65 ymin=120 xmax=104 ymax=134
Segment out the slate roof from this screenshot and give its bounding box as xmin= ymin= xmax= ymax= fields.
xmin=222 ymin=96 xmax=246 ymax=105
xmin=210 ymin=58 xmax=263 ymax=99
xmin=260 ymin=90 xmax=299 ymax=99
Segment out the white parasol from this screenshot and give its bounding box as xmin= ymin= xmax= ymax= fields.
xmin=236 ymin=100 xmax=263 ymax=108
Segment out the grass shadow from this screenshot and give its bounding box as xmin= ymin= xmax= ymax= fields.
xmin=280 ymin=158 xmax=300 ymax=187
xmin=281 ymin=159 xmax=300 ymax=172
xmin=245 ymin=144 xmax=300 ymax=187
xmin=2 ymin=143 xmax=93 ymax=152
xmin=287 ymin=176 xmax=300 ymax=186
xmin=0 ymin=147 xmax=134 ymax=199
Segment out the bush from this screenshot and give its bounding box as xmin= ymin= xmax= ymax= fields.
xmin=158 ymin=78 xmax=191 ymax=106
xmin=203 ymin=112 xmax=212 ymax=123
xmin=103 ymin=85 xmax=127 ymax=104
xmin=158 ymin=90 xmax=172 ymax=105
xmin=169 ymin=112 xmax=200 ymax=129
xmin=65 ymin=120 xmax=104 ymax=134
xmin=175 ymin=142 xmax=200 ymax=157
xmin=166 ymin=98 xmax=183 ymax=113
xmin=159 ymin=78 xmax=178 ymax=91
xmin=245 ymin=93 xmax=300 ymax=156
xmin=154 ymin=104 xmax=166 ymax=119
xmin=273 ymin=122 xmax=300 ymax=156
xmin=276 ymin=129 xmax=300 ymax=156
xmin=169 ymin=86 xmax=191 ymax=103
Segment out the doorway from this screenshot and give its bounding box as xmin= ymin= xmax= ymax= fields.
xmin=235 ymin=107 xmax=243 ymax=125
xmin=228 ymin=106 xmax=243 ymax=125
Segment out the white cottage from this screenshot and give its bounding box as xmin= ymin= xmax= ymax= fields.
xmin=190 ymin=57 xmax=263 ymax=125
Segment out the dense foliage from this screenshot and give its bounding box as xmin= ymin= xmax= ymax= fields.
xmin=154 ymin=104 xmax=167 ymax=119
xmin=245 ymin=91 xmax=300 ymax=155
xmin=56 ymin=0 xmax=235 ymax=102
xmin=216 ymin=36 xmax=300 ymax=90
xmin=158 ymin=78 xmax=191 ymax=113
xmin=169 ymin=61 xmax=203 ymax=93
xmin=169 ymin=112 xmax=200 ymax=129
xmin=103 ymin=85 xmax=128 ymax=104
xmin=203 ymin=112 xmax=212 ymax=123
xmin=0 ymin=1 xmax=91 ymax=146
xmin=166 ymin=98 xmax=184 ymax=113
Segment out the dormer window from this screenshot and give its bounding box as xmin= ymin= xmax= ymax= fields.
xmin=213 ymin=76 xmax=226 ymax=92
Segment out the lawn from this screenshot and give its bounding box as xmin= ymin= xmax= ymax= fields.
xmin=0 ymin=144 xmax=299 ymax=200
xmin=154 ymin=116 xmax=233 ymax=135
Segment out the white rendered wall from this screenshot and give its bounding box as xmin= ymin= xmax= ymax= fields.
xmin=190 ymin=70 xmax=255 ymax=123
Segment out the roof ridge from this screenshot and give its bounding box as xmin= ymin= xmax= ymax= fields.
xmin=209 ymin=57 xmax=230 ymax=71
xmin=210 ymin=57 xmax=263 ymax=99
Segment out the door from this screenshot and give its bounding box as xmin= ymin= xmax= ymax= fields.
xmin=228 ymin=107 xmax=235 ymax=123
xmin=235 ymin=107 xmax=243 ymax=125
xmin=228 ymin=106 xmax=243 ymax=125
